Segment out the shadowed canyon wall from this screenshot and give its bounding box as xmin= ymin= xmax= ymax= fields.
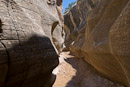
xmin=0 ymin=0 xmax=64 ymax=87
xmin=64 ymin=0 xmax=130 ymax=87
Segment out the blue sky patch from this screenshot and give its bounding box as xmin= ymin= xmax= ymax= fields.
xmin=63 ymin=0 xmax=77 ymax=13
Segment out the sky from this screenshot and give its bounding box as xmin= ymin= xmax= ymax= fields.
xmin=63 ymin=0 xmax=77 ymax=13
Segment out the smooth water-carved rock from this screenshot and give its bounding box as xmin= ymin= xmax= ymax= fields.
xmin=64 ymin=0 xmax=130 ymax=86
xmin=0 ymin=0 xmax=64 ymax=87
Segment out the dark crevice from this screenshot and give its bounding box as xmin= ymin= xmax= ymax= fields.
xmin=57 ymin=0 xmax=62 ymax=6
xmin=47 ymin=0 xmax=56 ymax=5
xmin=0 ymin=20 xmax=3 ymax=34
xmin=51 ymin=21 xmax=59 ymax=34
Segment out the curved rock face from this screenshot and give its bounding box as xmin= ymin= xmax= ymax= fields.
xmin=64 ymin=0 xmax=130 ymax=86
xmin=0 ymin=0 xmax=64 ymax=87
xmin=64 ymin=0 xmax=98 ymax=51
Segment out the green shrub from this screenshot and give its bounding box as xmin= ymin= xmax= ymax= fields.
xmin=64 ymin=1 xmax=76 ymax=13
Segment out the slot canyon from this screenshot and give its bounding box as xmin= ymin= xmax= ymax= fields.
xmin=0 ymin=0 xmax=130 ymax=87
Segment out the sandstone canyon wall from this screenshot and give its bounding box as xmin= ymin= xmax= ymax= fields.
xmin=64 ymin=0 xmax=130 ymax=87
xmin=0 ymin=0 xmax=64 ymax=87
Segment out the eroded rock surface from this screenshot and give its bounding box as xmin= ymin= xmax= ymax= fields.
xmin=64 ymin=0 xmax=130 ymax=87
xmin=0 ymin=0 xmax=64 ymax=87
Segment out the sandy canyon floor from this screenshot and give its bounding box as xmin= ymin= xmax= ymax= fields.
xmin=53 ymin=52 xmax=124 ymax=87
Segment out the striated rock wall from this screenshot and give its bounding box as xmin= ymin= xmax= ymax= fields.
xmin=64 ymin=0 xmax=130 ymax=86
xmin=0 ymin=0 xmax=64 ymax=87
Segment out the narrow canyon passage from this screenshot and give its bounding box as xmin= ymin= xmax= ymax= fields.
xmin=53 ymin=52 xmax=124 ymax=87
xmin=0 ymin=0 xmax=130 ymax=87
